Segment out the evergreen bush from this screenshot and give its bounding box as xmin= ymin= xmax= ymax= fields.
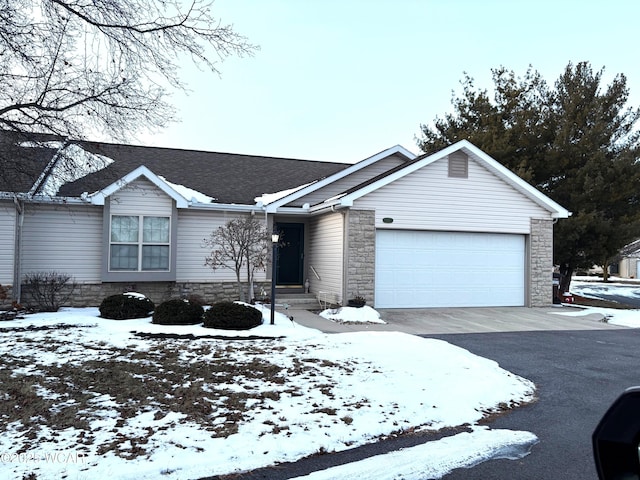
xmin=203 ymin=301 xmax=262 ymax=330
xmin=99 ymin=293 xmax=155 ymax=320
xmin=152 ymin=299 xmax=204 ymax=325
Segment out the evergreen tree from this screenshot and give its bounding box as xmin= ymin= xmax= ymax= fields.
xmin=418 ymin=62 xmax=640 ymax=292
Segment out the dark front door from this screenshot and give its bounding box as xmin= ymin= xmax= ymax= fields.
xmin=276 ymin=223 xmax=304 ymax=286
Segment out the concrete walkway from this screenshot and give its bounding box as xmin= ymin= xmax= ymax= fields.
xmin=285 ymin=305 xmax=628 ymax=335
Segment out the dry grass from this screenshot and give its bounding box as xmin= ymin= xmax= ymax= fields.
xmin=0 ymin=324 xmax=356 ymax=460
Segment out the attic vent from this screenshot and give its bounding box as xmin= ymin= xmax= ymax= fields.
xmin=448 ymin=151 xmax=469 ymax=178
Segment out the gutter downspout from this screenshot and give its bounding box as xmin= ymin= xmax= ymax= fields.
xmin=13 ymin=197 xmax=24 ymax=304
xmin=11 ymin=141 xmax=69 ymax=304
xmin=341 ymin=208 xmax=349 ymax=305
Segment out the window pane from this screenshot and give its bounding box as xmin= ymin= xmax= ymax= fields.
xmin=110 ymin=245 xmax=139 ymax=270
xmin=143 ymin=217 xmax=169 ymax=243
xmin=111 ymin=216 xmax=139 ymax=242
xmin=142 ymin=245 xmax=169 ymax=270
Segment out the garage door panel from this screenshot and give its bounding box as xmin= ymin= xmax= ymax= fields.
xmin=375 ymin=230 xmax=525 ymax=308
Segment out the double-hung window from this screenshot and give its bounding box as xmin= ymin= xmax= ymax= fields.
xmin=110 ymin=215 xmax=170 ymax=271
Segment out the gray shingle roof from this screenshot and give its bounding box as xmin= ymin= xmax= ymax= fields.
xmin=0 ymin=133 xmax=60 ymax=194
xmin=47 ymin=141 xmax=349 ymax=204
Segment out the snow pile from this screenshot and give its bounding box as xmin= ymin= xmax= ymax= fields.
xmin=291 ymin=427 xmax=538 ymax=480
xmin=320 ymin=305 xmax=386 ymax=324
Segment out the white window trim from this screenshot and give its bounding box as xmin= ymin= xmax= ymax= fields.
xmin=109 ymin=215 xmax=171 ymax=272
xmin=101 ymin=199 xmax=178 ymax=283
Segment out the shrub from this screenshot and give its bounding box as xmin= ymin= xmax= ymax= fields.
xmin=99 ymin=293 xmax=155 ymax=320
xmin=203 ymin=302 xmax=262 ymax=330
xmin=185 ymin=294 xmax=206 ymax=307
xmin=21 ymin=271 xmax=77 ymax=312
xmin=153 ymin=299 xmax=204 ymax=325
xmin=347 ymin=295 xmax=366 ymax=308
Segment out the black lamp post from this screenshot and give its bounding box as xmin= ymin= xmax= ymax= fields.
xmin=270 ymin=230 xmax=279 ymax=325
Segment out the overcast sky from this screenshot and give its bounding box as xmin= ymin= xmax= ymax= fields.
xmin=139 ymin=0 xmax=640 ymax=163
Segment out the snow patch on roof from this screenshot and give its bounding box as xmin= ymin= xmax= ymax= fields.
xmin=255 ymin=181 xmax=316 ymax=205
xmin=30 ymin=143 xmax=114 ymax=196
xmin=159 ymin=176 xmax=216 ymax=204
xmin=20 ymin=141 xmax=65 ymax=149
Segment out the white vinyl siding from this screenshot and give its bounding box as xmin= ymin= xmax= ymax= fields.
xmin=307 ymin=212 xmax=344 ymax=303
xmin=375 ymin=230 xmax=525 ymax=308
xmin=177 ymin=210 xmax=267 ymax=283
xmin=22 ymin=204 xmax=102 ymax=282
xmin=0 ymin=202 xmax=16 ymax=284
xmin=354 ymin=157 xmax=549 ymax=234
xmin=110 ymin=179 xmax=173 ymax=216
xmin=289 ymin=154 xmax=408 ymax=207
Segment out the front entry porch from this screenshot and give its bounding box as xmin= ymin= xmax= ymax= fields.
xmin=274 ymin=222 xmax=305 ymax=292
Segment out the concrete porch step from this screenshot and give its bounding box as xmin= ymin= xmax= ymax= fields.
xmin=274 ymin=293 xmax=320 ymax=310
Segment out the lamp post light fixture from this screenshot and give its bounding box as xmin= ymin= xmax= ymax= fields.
xmin=270 ymin=231 xmax=280 ymax=325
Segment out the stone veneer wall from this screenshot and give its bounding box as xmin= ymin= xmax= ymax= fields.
xmin=11 ymin=281 xmax=271 ymax=308
xmin=345 ymin=209 xmax=376 ymax=305
xmin=530 ymin=218 xmax=554 ymax=307
xmin=0 ymin=285 xmax=13 ymax=309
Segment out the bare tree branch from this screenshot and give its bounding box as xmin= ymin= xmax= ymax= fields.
xmin=203 ymin=217 xmax=269 ymax=302
xmin=0 ymin=0 xmax=256 ymax=192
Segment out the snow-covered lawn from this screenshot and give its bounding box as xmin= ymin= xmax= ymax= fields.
xmin=0 ymin=305 xmax=537 ymax=480
xmin=569 ymin=279 xmax=640 ymax=328
xmin=571 ymin=278 xmax=640 ymax=300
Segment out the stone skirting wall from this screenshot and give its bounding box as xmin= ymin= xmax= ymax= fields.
xmin=10 ymin=281 xmax=271 ymax=308
xmin=0 ymin=284 xmax=13 ymax=309
xmin=345 ymin=209 xmax=376 ymax=305
xmin=530 ymin=218 xmax=554 ymax=307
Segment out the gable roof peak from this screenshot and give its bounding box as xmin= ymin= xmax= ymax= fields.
xmin=337 ymin=140 xmax=571 ymax=219
xmin=87 ymin=165 xmax=190 ymax=208
xmin=265 ymin=144 xmax=417 ymax=210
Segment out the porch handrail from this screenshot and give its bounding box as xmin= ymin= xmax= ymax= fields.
xmin=309 ymin=265 xmax=322 ymax=280
xmin=310 ymin=265 xmax=321 ymax=280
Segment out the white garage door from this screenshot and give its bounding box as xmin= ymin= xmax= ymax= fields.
xmin=375 ymin=230 xmax=525 ymax=308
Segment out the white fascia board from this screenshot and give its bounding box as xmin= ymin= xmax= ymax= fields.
xmin=88 ymin=165 xmax=189 ymax=208
xmin=0 ymin=192 xmax=89 ymax=205
xmin=273 ymin=206 xmax=310 ymax=215
xmin=264 ymin=205 xmax=307 ymax=215
xmin=186 ymin=202 xmax=261 ymax=213
xmin=267 ymin=145 xmax=417 ymax=209
xmin=338 ymin=140 xmax=571 ymax=219
xmin=308 ymin=200 xmax=342 ymax=214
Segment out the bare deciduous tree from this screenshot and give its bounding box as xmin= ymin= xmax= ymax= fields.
xmin=203 ymin=216 xmax=270 ymax=302
xmin=1 ymin=0 xmax=256 ymax=187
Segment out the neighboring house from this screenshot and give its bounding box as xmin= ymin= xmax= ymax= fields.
xmin=614 ymin=239 xmax=640 ymax=279
xmin=0 ymin=137 xmax=570 ymax=308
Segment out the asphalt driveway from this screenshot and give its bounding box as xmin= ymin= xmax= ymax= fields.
xmin=277 ymin=307 xmax=638 ymax=479
xmin=429 ymin=328 xmax=640 ymax=480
